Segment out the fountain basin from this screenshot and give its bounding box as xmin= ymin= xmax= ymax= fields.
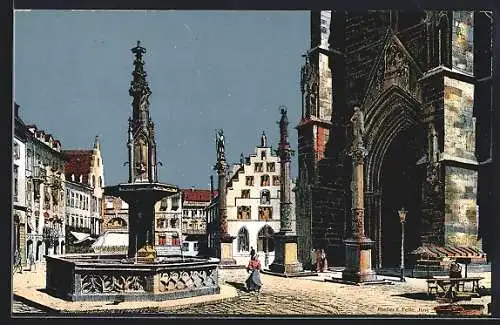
xmin=46 ymin=254 xmax=220 ymax=302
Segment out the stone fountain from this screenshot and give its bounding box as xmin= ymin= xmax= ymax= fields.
xmin=45 ymin=41 xmax=220 ymax=302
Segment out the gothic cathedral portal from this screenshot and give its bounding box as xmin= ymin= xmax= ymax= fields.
xmin=295 ymin=10 xmax=493 ymax=269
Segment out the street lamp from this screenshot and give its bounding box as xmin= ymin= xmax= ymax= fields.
xmin=398 ymin=207 xmax=408 ymax=282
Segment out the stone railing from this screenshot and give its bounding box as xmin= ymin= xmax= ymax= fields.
xmin=45 ymin=255 xmax=220 ymax=302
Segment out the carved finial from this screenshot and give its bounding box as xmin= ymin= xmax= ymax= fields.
xmin=93 ymin=135 xmax=100 ymax=150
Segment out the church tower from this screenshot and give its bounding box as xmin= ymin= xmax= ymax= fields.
xmin=127 ymin=41 xmax=159 ymax=184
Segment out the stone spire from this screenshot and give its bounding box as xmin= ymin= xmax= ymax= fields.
xmin=260 ymin=131 xmax=268 ymax=147
xmin=127 ymin=41 xmax=158 ymax=183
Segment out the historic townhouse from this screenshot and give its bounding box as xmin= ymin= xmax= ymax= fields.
xmin=13 ymin=103 xmax=28 ymax=266
xmin=154 ymin=193 xmax=183 ymax=252
xmin=62 ymin=136 xmax=106 ymax=251
xmin=207 ymin=132 xmax=296 ymax=266
xmin=23 ymin=116 xmax=66 ymax=263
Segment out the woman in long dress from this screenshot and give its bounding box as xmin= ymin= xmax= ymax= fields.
xmin=246 ymin=254 xmax=262 ymax=292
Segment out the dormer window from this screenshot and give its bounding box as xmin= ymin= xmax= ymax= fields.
xmin=254 ymin=163 xmax=263 ymax=172
xmin=261 ymin=150 xmax=266 ymax=160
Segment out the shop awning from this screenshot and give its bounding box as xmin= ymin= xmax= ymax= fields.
xmin=411 ymin=245 xmax=486 ymax=260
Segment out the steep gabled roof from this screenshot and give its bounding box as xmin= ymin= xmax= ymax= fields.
xmin=62 ymin=150 xmax=93 ymax=184
xmin=181 ymin=188 xmax=216 ymax=202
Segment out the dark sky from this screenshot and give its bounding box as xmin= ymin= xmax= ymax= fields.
xmin=14 ymin=10 xmax=310 ymax=189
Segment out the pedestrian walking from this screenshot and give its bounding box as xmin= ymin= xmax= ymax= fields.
xmin=28 ymin=251 xmax=35 ymax=271
xmin=250 ymin=246 xmax=256 ymax=259
xmin=13 ymin=250 xmax=22 ymax=274
xmin=246 ymin=254 xmax=262 ymax=293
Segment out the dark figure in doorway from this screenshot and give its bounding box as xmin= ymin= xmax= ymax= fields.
xmin=250 ymin=246 xmax=255 ymax=259
xmin=246 ymin=254 xmax=262 ymax=292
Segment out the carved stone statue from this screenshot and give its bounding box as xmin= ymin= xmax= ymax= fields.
xmin=350 ymin=106 xmax=365 ymax=146
xmin=216 ymin=129 xmax=225 ymax=160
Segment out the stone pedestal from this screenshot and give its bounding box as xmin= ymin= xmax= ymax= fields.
xmin=342 ymin=237 xmax=377 ymax=283
xmin=219 ymin=237 xmax=236 ymax=266
xmin=269 ymin=233 xmax=304 ymax=274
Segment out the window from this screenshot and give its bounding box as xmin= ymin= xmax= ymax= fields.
xmin=172 ymin=235 xmax=180 ymax=246
xmin=257 ymin=225 xmax=274 ymax=252
xmin=273 ymin=176 xmax=280 ymax=186
xmin=99 ymin=176 xmax=102 ymax=187
xmin=183 ymin=210 xmax=189 ymax=217
xmin=156 ymin=218 xmax=166 ymax=229
xmin=260 ymin=189 xmax=271 ymax=205
xmin=70 ymin=192 xmax=75 ymax=208
xmin=92 ymin=175 xmax=96 ymax=187
xmin=105 ymin=197 xmax=114 ymax=209
xmin=193 ymin=242 xmax=199 ymax=251
xmin=245 ymin=176 xmax=254 ymax=186
xmin=254 ymin=163 xmax=263 ymax=172
xmin=237 ymin=206 xmax=251 ymax=220
xmin=258 ymin=206 xmax=273 ymax=220
xmin=13 ymin=165 xmax=19 ymax=202
xmin=261 ymin=174 xmax=270 ymax=186
xmin=266 ymin=162 xmax=275 ymax=172
xmin=159 ymin=198 xmax=168 ymax=211
xmin=35 ymin=153 xmax=41 ymax=166
xmin=171 ymin=195 xmax=180 ymax=211
xmin=71 ymin=216 xmax=75 ymax=226
xmin=26 ymin=149 xmax=33 ymax=170
xmin=241 ymin=189 xmax=250 ymax=198
xmin=182 ymin=242 xmax=189 ymax=251
xmin=237 ymin=227 xmax=249 ymax=252
xmin=159 ymin=235 xmax=167 ymax=246
xmin=170 ymin=218 xmax=178 ymax=228
xmin=13 ymin=143 xmax=20 ymax=160
xmin=261 ymin=151 xmax=266 ymax=160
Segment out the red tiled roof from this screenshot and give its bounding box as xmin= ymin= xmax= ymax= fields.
xmin=62 ymin=150 xmax=93 ymax=184
xmin=181 ymin=189 xmax=217 ymax=202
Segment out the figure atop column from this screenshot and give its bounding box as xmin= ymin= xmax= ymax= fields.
xmin=350 ymin=106 xmax=365 ymax=149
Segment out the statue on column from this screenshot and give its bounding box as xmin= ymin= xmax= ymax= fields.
xmin=216 ymin=129 xmax=225 ymax=161
xmin=350 ymin=106 xmax=365 ymax=148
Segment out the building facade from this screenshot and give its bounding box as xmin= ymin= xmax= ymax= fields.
xmin=154 ymin=193 xmax=182 ymax=249
xmin=62 ymin=136 xmax=105 ymax=240
xmin=213 ymin=132 xmax=294 ymax=266
xmin=102 ymin=195 xmax=129 ymax=232
xmin=24 ymin=119 xmax=67 ymax=263
xmin=13 ymin=103 xmax=28 ymax=266
xmin=180 ymin=188 xmax=213 ymax=256
xmin=295 ymin=10 xmax=493 ymax=268
xmin=64 ymin=180 xmax=94 ymax=252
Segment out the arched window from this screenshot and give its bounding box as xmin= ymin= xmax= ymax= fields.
xmin=257 ymin=225 xmax=274 ymax=252
xmin=260 ymin=189 xmax=271 ymax=205
xmin=237 ymin=227 xmax=249 ymax=252
xmin=92 ymin=175 xmax=96 ymax=187
xmin=261 ymin=174 xmax=270 ymax=186
xmin=99 ymin=177 xmax=103 ymax=187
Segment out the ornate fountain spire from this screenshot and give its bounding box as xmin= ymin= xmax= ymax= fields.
xmin=127 ymin=41 xmax=158 ymax=183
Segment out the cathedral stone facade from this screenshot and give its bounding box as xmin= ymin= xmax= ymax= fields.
xmin=295 ymin=10 xmax=493 ymax=268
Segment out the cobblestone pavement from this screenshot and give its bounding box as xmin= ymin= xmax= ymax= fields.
xmin=12 ymin=267 xmax=491 ymax=316
xmin=12 ymin=300 xmax=46 ymax=314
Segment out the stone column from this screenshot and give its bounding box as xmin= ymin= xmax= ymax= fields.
xmin=341 ymin=144 xmax=377 ymax=283
xmin=214 ymin=129 xmax=236 ymax=265
xmin=269 ymin=106 xmax=304 ymax=274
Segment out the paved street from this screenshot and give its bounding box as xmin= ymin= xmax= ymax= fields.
xmin=12 ymin=265 xmax=491 ymax=316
